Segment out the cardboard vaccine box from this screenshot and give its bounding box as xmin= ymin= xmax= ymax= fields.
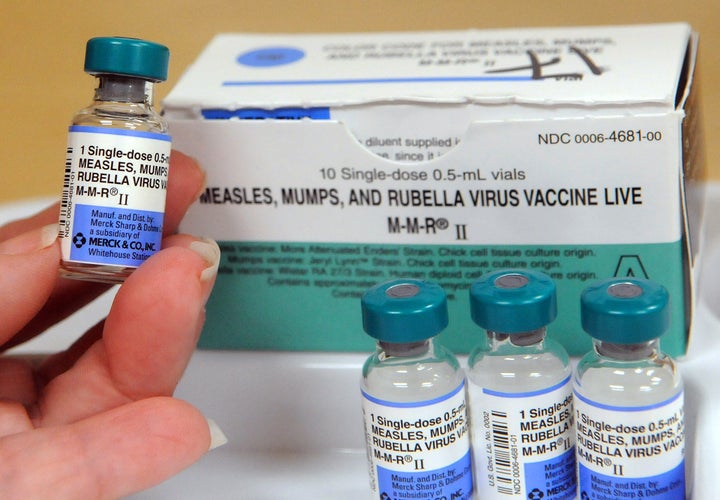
xmin=164 ymin=23 xmax=703 ymax=356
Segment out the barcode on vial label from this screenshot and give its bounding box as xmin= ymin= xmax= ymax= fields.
xmin=59 ymin=146 xmax=73 ymax=234
xmin=491 ymin=410 xmax=514 ymax=495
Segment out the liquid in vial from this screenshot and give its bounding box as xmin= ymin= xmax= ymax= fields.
xmin=575 ymin=277 xmax=685 ymax=499
xmin=59 ymin=37 xmax=171 ymax=283
xmin=466 ymin=269 xmax=576 ymax=500
xmin=360 ymin=279 xmax=473 ymax=500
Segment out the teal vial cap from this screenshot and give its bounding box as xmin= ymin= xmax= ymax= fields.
xmin=361 ymin=279 xmax=448 ymax=343
xmin=470 ymin=269 xmax=557 ymax=333
xmin=581 ymin=277 xmax=670 ymax=343
xmin=84 ymin=37 xmax=169 ymax=81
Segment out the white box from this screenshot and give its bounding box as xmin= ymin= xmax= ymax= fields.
xmin=164 ymin=23 xmax=703 ymax=356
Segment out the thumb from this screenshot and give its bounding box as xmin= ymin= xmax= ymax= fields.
xmin=0 ymin=398 xmax=212 ymax=499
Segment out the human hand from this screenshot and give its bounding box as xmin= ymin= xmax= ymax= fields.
xmin=0 ymin=152 xmax=225 ymax=498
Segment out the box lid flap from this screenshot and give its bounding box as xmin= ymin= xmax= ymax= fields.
xmin=164 ymin=23 xmax=692 ymax=112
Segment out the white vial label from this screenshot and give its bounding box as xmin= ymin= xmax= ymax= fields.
xmin=575 ymin=390 xmax=685 ymax=500
xmin=469 ymin=375 xmax=576 ymax=499
xmin=361 ymin=380 xmax=473 ymax=500
xmin=60 ymin=126 xmax=171 ymax=268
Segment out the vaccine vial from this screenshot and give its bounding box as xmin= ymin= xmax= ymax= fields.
xmin=467 ymin=270 xmax=576 ymax=500
xmin=59 ymin=37 xmax=171 ymax=283
xmin=360 ymin=279 xmax=474 ymax=500
xmin=575 ymin=278 xmax=685 ymax=499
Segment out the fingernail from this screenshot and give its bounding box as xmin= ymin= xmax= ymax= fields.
xmin=0 ymin=223 xmax=58 ymax=255
xmin=207 ymin=418 xmax=228 ymax=451
xmin=189 ymin=238 xmax=220 ymax=282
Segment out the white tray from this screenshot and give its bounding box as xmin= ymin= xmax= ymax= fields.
xmin=3 ymin=185 xmax=719 ymax=499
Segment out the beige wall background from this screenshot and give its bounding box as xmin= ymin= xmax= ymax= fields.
xmin=1 ymin=0 xmax=718 ymax=203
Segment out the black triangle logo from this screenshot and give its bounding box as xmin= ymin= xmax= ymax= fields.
xmin=613 ymin=255 xmax=649 ymax=279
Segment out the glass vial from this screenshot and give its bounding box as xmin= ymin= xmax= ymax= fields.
xmin=575 ymin=278 xmax=685 ymax=499
xmin=59 ymin=37 xmax=171 ymax=283
xmin=467 ymin=270 xmax=576 ymax=500
xmin=360 ymin=279 xmax=473 ymax=500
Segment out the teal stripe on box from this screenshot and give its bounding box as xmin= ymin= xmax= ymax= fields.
xmin=199 ymin=240 xmax=687 ymax=357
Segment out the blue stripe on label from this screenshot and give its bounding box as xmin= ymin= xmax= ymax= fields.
xmin=201 ymin=107 xmax=331 ymax=120
xmin=69 ymin=125 xmax=171 ymax=141
xmin=524 ymin=447 xmax=577 ymax=500
xmin=573 ymin=388 xmax=683 ymax=412
xmin=362 ymin=379 xmax=465 ymax=408
xmin=578 ymin=460 xmax=685 ymax=500
xmin=69 ymin=204 xmax=164 ymax=268
xmin=222 ymin=75 xmax=534 ymax=86
xmin=482 ymin=374 xmax=572 ymax=398
xmin=377 ymin=450 xmax=473 ymax=500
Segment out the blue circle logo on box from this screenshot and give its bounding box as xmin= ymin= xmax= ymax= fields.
xmin=237 ymin=47 xmax=305 ymax=67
